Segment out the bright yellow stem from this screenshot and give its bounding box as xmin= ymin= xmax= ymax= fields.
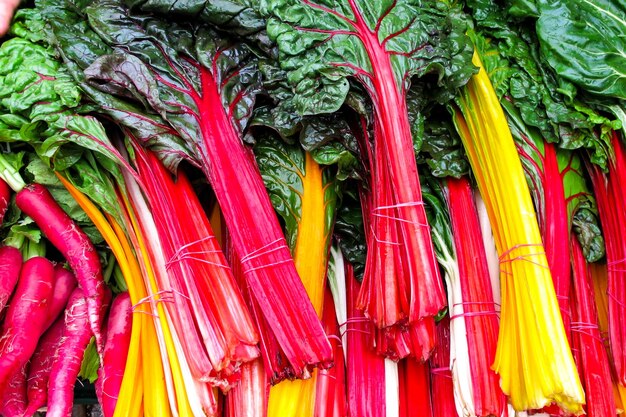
xmin=267 ymin=153 xmax=329 ymax=417
xmin=120 ymin=194 xmax=193 ymax=417
xmin=590 ymin=262 xmax=626 ymax=413
xmin=453 ymin=51 xmax=584 ymax=413
xmin=56 ymin=175 xmax=144 ymax=417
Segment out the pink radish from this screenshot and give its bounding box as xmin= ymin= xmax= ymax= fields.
xmin=95 ymin=292 xmax=132 ymax=417
xmin=0 ymin=246 xmax=22 ymax=314
xmin=0 ymin=256 xmax=55 ymax=395
xmin=24 ymin=318 xmax=65 ymax=416
xmin=16 ymin=183 xmax=106 ymax=353
xmin=44 ymin=265 xmax=78 ymax=330
xmin=0 ymin=365 xmax=27 ymax=417
xmin=0 ymin=178 xmax=9 ymax=225
xmin=45 ymin=288 xmax=94 ymax=417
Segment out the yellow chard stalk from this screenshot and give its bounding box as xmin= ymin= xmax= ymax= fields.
xmin=267 ymin=152 xmax=334 ymax=417
xmin=453 ymin=51 xmax=584 ymax=413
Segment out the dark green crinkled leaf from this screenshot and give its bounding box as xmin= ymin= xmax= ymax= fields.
xmin=258 ymin=0 xmax=476 ymax=116
xmin=333 ymin=185 xmax=366 ymax=280
xmin=420 ymin=171 xmax=454 ymax=264
xmin=39 ymin=0 xmax=262 ymax=174
xmin=254 ymin=132 xmax=337 ymax=251
xmin=467 ymin=8 xmax=618 ymax=170
xmin=405 ymin=83 xmax=468 ymax=178
xmin=0 ymin=9 xmax=127 ymax=226
xmin=254 ymin=133 xmax=304 ymax=249
xmin=123 ymin=0 xmax=270 ymax=49
xmin=572 ymin=207 xmax=605 ymax=263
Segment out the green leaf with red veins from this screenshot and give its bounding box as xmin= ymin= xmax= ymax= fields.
xmin=259 ymin=0 xmax=475 ymax=115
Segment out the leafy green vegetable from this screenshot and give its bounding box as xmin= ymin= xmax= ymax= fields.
xmin=528 ymin=0 xmax=626 ymax=99
xmin=0 ymin=8 xmax=127 ymax=225
xmin=255 ymin=131 xmax=337 ymax=252
xmin=332 ymin=185 xmax=366 ymax=280
xmin=467 ymin=2 xmax=618 ymax=169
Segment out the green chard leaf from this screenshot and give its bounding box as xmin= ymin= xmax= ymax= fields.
xmin=254 ymin=132 xmax=337 ymax=251
xmin=258 ymin=0 xmax=476 ymax=116
xmin=468 ymin=9 xmax=617 ymax=170
xmin=532 ymin=0 xmax=626 ymax=100
xmin=123 ymin=0 xmax=271 ymax=50
xmin=419 ymin=170 xmax=455 ymax=267
xmin=332 ymin=185 xmax=366 ymax=280
xmin=0 ymin=8 xmax=128 ymax=225
xmin=39 ymin=0 xmax=262 ymax=173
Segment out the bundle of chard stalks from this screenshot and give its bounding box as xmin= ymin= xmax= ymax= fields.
xmin=1 ymin=0 xmax=626 ymax=416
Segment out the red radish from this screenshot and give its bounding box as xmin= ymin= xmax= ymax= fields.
xmin=0 ymin=256 xmax=55 ymax=394
xmin=0 ymin=177 xmax=9 ymax=225
xmin=0 ymin=246 xmax=22 ymax=314
xmin=44 ymin=265 xmax=78 ymax=329
xmin=0 ymin=365 xmax=27 ymax=417
xmin=15 ymin=183 xmax=106 ymax=353
xmin=45 ymin=288 xmax=93 ymax=417
xmin=96 ymin=292 xmax=132 ymax=417
xmin=24 ymin=318 xmax=65 ymax=417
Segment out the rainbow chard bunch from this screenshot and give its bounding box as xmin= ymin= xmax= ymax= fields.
xmin=257 ymin=0 xmax=475 ymax=359
xmin=39 ymin=0 xmax=332 ymax=381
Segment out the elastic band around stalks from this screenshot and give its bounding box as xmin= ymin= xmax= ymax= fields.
xmin=570 ymin=321 xmax=604 ymax=344
xmin=449 ymin=311 xmax=499 ymax=321
xmin=607 ymin=257 xmax=626 ymax=273
xmin=166 ymin=252 xmax=230 ymax=270
xmin=498 ymin=243 xmax=548 ymax=271
xmin=132 ymin=291 xmax=176 ymax=315
xmin=240 ymin=238 xmax=292 ymax=275
xmin=372 ymin=201 xmax=425 ymax=211
xmin=370 ymin=225 xmax=402 ymax=246
xmin=372 ymin=201 xmax=430 ymax=226
xmin=430 ymin=367 xmax=452 ymax=379
xmin=607 ymin=290 xmax=626 ymax=308
xmin=168 ymin=235 xmax=218 ymax=263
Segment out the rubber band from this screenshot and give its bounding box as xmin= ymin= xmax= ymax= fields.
xmin=132 ymin=291 xmax=175 ymax=311
xmin=607 ymin=290 xmax=626 ymax=308
xmin=166 ymin=253 xmax=230 ymax=270
xmin=372 ymin=201 xmax=425 ymax=211
xmin=453 ymin=301 xmax=501 ymax=308
xmin=326 ymin=334 xmax=343 ymax=345
xmin=430 ymin=367 xmax=452 ymax=379
xmin=340 ymin=328 xmax=372 ymax=338
xmin=450 ymin=311 xmax=499 ymax=321
xmin=570 ymin=321 xmax=604 ymax=344
xmin=369 ymin=225 xmax=402 ymax=246
xmin=498 ymin=243 xmax=546 ymax=266
xmin=242 ymin=259 xmax=292 ymax=274
xmin=338 ymin=317 xmax=371 ymax=328
xmin=371 ymin=202 xmax=429 ymax=226
xmin=607 ymin=257 xmax=626 ymax=272
xmin=240 ymin=238 xmax=286 ymax=263
xmin=499 ymin=245 xmax=549 ymax=269
xmin=372 ymin=212 xmax=430 ymax=226
xmin=240 ymin=238 xmax=294 ymax=275
xmin=168 ymin=235 xmax=217 ymax=262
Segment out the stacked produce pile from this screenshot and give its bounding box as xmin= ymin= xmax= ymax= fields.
xmin=0 ymin=0 xmax=625 ymax=416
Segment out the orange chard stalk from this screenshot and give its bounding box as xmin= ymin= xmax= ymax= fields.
xmin=267 ymin=152 xmax=335 ymax=417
